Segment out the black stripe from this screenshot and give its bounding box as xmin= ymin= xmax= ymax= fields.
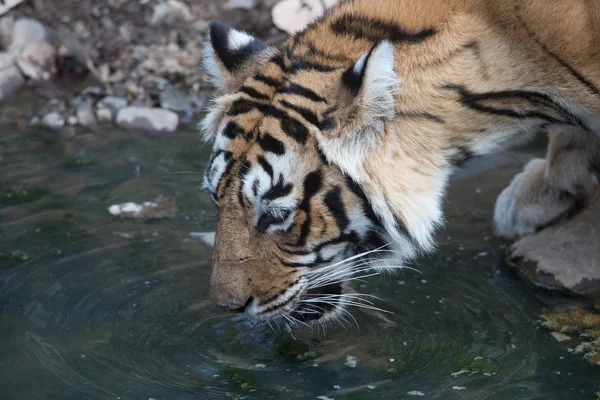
xmin=280 ymin=260 xmax=315 ymax=268
xmin=331 ymin=14 xmax=436 ymax=44
xmin=323 ymin=187 xmax=349 ymax=231
xmin=344 ymin=175 xmax=382 ymax=228
xmin=222 ymin=121 xmax=247 ymax=139
xmin=289 ymin=59 xmax=337 ymax=73
xmin=257 ymin=155 xmax=274 ymax=179
xmin=228 ymin=99 xmax=310 ymax=144
xmin=442 ymin=84 xmax=587 ymax=129
xmin=448 ymin=145 xmax=475 ymax=167
xmin=342 ymin=44 xmax=375 ymax=93
xmin=276 ymin=243 xmax=312 ymax=256
xmin=396 ymin=111 xmax=445 ymax=124
xmin=306 ymin=42 xmax=351 ymax=63
xmin=252 ymin=179 xmax=260 ymax=197
xmin=254 ymin=73 xmax=281 ymax=88
xmin=516 ymin=14 xmax=600 ymax=97
xmin=258 ymin=133 xmax=286 ymax=155
xmin=296 ymin=171 xmax=323 ymax=247
xmin=239 ymin=86 xmax=270 ymax=101
xmin=279 ymin=100 xmax=320 ymax=127
xmin=263 ymin=175 xmax=293 ymax=201
xmin=216 ymin=158 xmax=236 ymax=195
xmin=270 ymin=53 xmax=287 ymax=71
xmin=278 ymin=83 xmax=328 ymax=103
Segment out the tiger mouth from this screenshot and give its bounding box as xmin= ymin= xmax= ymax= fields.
xmin=290 ymin=283 xmax=343 ymax=322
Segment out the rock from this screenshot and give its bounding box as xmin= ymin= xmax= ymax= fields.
xmin=507 ymin=189 xmax=600 ymax=296
xmin=0 ymin=16 xmax=14 ymax=48
xmin=272 ymin=0 xmax=337 ymax=35
xmin=155 ymin=79 xmax=193 ymax=124
xmin=0 ymin=1 xmax=25 ymax=19
xmin=0 ymin=56 xmax=25 ymax=100
xmin=116 ymin=106 xmax=179 ymax=132
xmin=108 ymin=195 xmax=178 ymax=219
xmin=41 ymin=112 xmax=65 ymax=131
xmin=10 ymin=18 xmax=50 ymax=52
xmin=75 ymin=100 xmax=96 ymax=126
xmin=151 ymin=1 xmax=192 ymax=26
xmin=95 ymin=107 xmax=113 ymax=123
xmin=97 ymin=96 xmax=128 ymax=114
xmin=16 ymin=40 xmax=56 ymax=81
xmin=225 ymin=0 xmax=255 ymax=9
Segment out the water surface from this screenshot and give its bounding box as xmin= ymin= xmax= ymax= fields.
xmin=1 ymin=121 xmax=599 ymax=399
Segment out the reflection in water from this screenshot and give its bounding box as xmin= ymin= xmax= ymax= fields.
xmin=1 ymin=124 xmax=599 ymax=400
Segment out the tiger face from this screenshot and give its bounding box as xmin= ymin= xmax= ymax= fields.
xmin=200 ymin=20 xmax=431 ymax=324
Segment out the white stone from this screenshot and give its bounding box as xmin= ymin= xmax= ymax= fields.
xmin=116 ymin=107 xmax=179 ymax=132
xmin=41 ymin=112 xmax=65 ymax=130
xmin=344 ymin=355 xmax=358 ymax=368
xmin=16 ymin=39 xmax=56 ymax=81
xmin=0 ymin=58 xmax=24 ymax=100
xmin=407 ymin=391 xmax=425 ymax=396
xmin=272 ymin=0 xmax=337 ymax=34
xmin=0 ymin=1 xmax=25 ymax=19
xmin=151 ymin=1 xmax=192 ymax=26
xmin=10 ymin=18 xmax=50 ymax=51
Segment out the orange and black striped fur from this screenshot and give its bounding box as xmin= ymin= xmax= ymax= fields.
xmin=200 ymin=0 xmax=600 ymax=323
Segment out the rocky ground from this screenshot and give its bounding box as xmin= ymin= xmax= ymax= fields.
xmin=0 ymin=0 xmax=292 ymax=132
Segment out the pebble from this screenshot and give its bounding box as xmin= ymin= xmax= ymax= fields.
xmin=97 ymin=96 xmax=128 ymax=114
xmin=116 ymin=106 xmax=179 ymax=132
xmin=41 ymin=111 xmax=65 ymax=130
xmin=75 ymin=100 xmax=96 ymax=126
xmin=345 ymin=355 xmax=358 ymax=368
xmin=95 ymin=107 xmax=113 ymax=123
xmin=10 ymin=18 xmax=50 ymax=51
xmin=151 ymin=0 xmax=192 ymax=26
xmin=156 ymin=79 xmax=193 ymax=123
xmin=16 ymin=39 xmax=56 ymax=81
xmin=0 ymin=0 xmax=25 ymax=18
xmin=0 ymin=61 xmax=25 ymax=101
xmin=452 ymin=386 xmax=466 ymax=390
xmin=407 ymin=391 xmax=425 ymax=396
xmin=226 ymin=0 xmax=255 ymax=9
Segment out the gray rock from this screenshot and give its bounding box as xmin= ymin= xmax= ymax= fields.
xmin=0 ymin=54 xmax=25 ymax=100
xmin=16 ymin=39 xmax=56 ymax=81
xmin=41 ymin=111 xmax=65 ymax=131
xmin=151 ymin=1 xmax=192 ymax=26
xmin=0 ymin=1 xmax=25 ymax=19
xmin=226 ymin=0 xmax=255 ymax=9
xmin=75 ymin=100 xmax=96 ymax=126
xmin=116 ymin=107 xmax=179 ymax=132
xmin=95 ymin=107 xmax=113 ymax=123
xmin=10 ymin=18 xmax=50 ymax=52
xmin=156 ymin=79 xmax=193 ymax=124
xmin=97 ymin=96 xmax=128 ymax=113
xmin=508 ymin=189 xmax=600 ymax=296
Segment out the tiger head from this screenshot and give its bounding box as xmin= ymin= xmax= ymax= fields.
xmin=200 ymin=21 xmax=449 ymax=324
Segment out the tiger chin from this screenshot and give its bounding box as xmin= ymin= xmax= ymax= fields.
xmin=199 ymin=0 xmax=600 ymax=327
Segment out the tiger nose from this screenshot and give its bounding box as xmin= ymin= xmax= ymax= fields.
xmin=215 ymin=297 xmax=253 ymax=313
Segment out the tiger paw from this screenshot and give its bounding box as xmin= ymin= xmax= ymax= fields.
xmin=493 ymin=158 xmax=577 ymax=239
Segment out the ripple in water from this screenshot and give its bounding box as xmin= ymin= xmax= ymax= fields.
xmin=1 ymin=127 xmax=599 ymax=400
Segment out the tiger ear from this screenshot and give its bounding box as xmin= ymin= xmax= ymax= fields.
xmin=341 ymin=40 xmax=398 ymax=120
xmin=202 ymin=20 xmax=269 ymax=92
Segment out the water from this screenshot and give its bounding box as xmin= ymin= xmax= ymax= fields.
xmin=1 ymin=121 xmax=599 ymax=400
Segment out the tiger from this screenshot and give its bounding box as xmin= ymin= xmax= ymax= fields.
xmin=199 ymin=0 xmax=600 ymax=325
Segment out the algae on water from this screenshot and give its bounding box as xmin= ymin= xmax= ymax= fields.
xmin=540 ymin=307 xmax=600 ymax=366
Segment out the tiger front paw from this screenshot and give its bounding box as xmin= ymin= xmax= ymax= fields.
xmin=493 ymin=158 xmax=576 ymax=239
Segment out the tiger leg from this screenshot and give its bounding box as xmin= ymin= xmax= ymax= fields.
xmin=493 ymin=125 xmax=600 ymax=239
